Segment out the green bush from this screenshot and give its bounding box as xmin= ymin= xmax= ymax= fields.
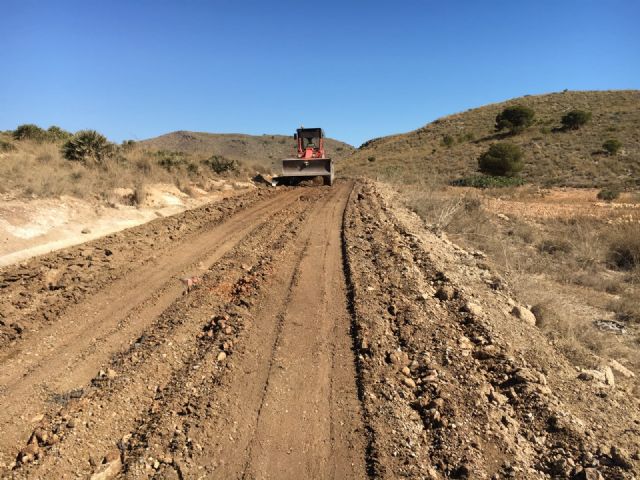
xmin=478 ymin=142 xmax=524 ymax=176
xmin=495 ymin=105 xmax=535 ymax=134
xmin=442 ymin=134 xmax=455 ymax=147
xmin=597 ymin=187 xmax=621 ymax=201
xmin=202 ymin=155 xmax=237 ymax=174
xmin=602 ymin=138 xmax=622 ymax=155
xmin=155 ymin=150 xmax=187 ymax=171
xmin=561 ymin=110 xmax=591 ymax=130
xmin=367 ymin=156 xmax=376 ymax=162
xmin=13 ymin=124 xmax=48 ymax=142
xmin=61 ymin=130 xmax=114 ymax=162
xmin=450 ymin=175 xmax=525 ymax=188
xmin=121 ymin=139 xmax=136 ymax=152
xmin=47 ymin=126 xmax=72 ymax=142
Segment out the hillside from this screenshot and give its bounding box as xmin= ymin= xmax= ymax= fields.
xmin=342 ymin=90 xmax=640 ymax=188
xmin=140 ymin=130 xmax=355 ymax=171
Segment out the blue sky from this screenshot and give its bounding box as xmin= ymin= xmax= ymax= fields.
xmin=2 ymin=0 xmax=638 ymax=146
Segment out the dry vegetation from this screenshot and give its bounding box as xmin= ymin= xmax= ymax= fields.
xmin=0 ymin=128 xmax=354 ymax=203
xmin=342 ymin=90 xmax=640 ymax=391
xmin=0 ymin=134 xmax=235 ymax=203
xmin=401 ymin=183 xmax=640 ymax=391
xmin=343 ymin=90 xmax=640 ymax=188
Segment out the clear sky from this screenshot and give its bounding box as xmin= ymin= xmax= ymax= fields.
xmin=2 ymin=0 xmax=638 ymax=146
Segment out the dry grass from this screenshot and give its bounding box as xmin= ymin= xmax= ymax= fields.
xmin=0 ymin=137 xmax=250 ymax=202
xmin=342 ymin=90 xmax=640 ymax=189
xmin=403 ymin=183 xmax=640 ymax=385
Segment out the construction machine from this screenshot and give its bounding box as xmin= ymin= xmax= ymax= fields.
xmin=271 ymin=127 xmax=334 ymax=186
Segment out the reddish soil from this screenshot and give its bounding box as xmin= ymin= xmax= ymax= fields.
xmin=0 ymin=180 xmax=637 ymax=479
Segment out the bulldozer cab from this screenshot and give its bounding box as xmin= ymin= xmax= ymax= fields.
xmin=295 ymin=128 xmax=324 ymax=157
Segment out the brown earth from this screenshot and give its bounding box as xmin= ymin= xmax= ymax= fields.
xmin=0 ymin=180 xmax=638 ymax=479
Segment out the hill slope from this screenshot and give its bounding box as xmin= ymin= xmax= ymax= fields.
xmin=141 ymin=131 xmax=355 ymax=171
xmin=342 ymin=90 xmax=640 ymax=188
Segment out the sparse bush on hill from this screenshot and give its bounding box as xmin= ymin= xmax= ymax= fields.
xmin=597 ymin=187 xmax=620 ymax=201
xmin=478 ymin=142 xmax=524 ymax=176
xmin=121 ymin=139 xmax=136 ymax=152
xmin=155 ymin=150 xmax=187 ymax=171
xmin=606 ymin=224 xmax=640 ymax=272
xmin=442 ymin=134 xmax=455 ymax=148
xmin=561 ymin=109 xmax=592 ymax=130
xmin=495 ymin=105 xmax=535 ymax=134
xmin=13 ymin=124 xmax=48 ymax=142
xmin=450 ymin=175 xmax=525 ymax=188
xmin=61 ymin=130 xmax=114 ymax=163
xmin=46 ymin=126 xmax=72 ymax=142
xmin=202 ymin=155 xmax=237 ymax=174
xmin=602 ymin=138 xmax=622 ymax=155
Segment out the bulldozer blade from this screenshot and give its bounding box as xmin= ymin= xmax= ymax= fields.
xmin=272 ymin=158 xmax=334 ymax=186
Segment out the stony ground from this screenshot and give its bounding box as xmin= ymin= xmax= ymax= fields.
xmin=0 ymin=180 xmax=637 ymax=479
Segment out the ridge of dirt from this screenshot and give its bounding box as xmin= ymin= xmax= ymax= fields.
xmin=342 ymin=179 xmax=639 ymax=478
xmin=0 ymin=187 xmax=277 ymax=350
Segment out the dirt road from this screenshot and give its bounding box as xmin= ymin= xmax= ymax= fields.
xmin=0 ymin=180 xmax=638 ymax=479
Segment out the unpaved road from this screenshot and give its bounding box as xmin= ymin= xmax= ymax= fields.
xmin=0 ymin=180 xmax=638 ymax=479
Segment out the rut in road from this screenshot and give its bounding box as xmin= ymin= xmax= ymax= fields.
xmin=122 ymin=182 xmax=368 ymax=479
xmin=0 ymin=188 xmax=304 ymax=467
xmin=8 ymin=182 xmax=370 ymax=480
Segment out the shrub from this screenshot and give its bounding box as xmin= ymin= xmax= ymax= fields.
xmin=155 ymin=150 xmax=187 ymax=171
xmin=607 ymin=235 xmax=640 ymax=271
xmin=478 ymin=142 xmax=524 ymax=176
xmin=597 ymin=187 xmax=620 ymax=201
xmin=538 ymin=238 xmax=572 ymax=254
xmin=61 ymin=130 xmax=114 ymax=163
xmin=450 ymin=175 xmax=525 ymax=188
xmin=13 ymin=124 xmax=48 ymax=142
xmin=46 ymin=126 xmax=72 ymax=142
xmin=121 ymin=139 xmax=136 ymax=152
xmin=495 ymin=105 xmax=535 ymax=134
xmin=442 ymin=135 xmax=455 ymax=147
xmin=202 ymin=155 xmax=237 ymax=174
xmin=561 ymin=110 xmax=591 ymax=130
xmin=0 ymin=139 xmax=16 ymax=152
xmin=367 ymin=156 xmax=376 ymax=162
xmin=602 ymin=138 xmax=622 ymax=155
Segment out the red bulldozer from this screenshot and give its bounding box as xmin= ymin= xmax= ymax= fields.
xmin=272 ymin=127 xmax=334 ymax=186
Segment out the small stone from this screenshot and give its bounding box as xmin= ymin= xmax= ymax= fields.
xmin=578 ymin=372 xmax=594 ymax=381
xmin=106 ymin=369 xmax=118 ymax=380
xmin=224 ymin=326 xmax=233 ymax=335
xmin=81 ymin=228 xmax=91 ymax=234
xmin=574 ymin=468 xmax=604 ymax=480
xmin=608 ymin=360 xmax=635 ymax=379
xmin=435 ymin=286 xmax=454 ymax=301
xmin=401 ymin=366 xmax=411 ymax=376
xmin=216 ymin=351 xmax=227 ymax=362
xmin=461 ymin=301 xmax=482 ymax=317
xmin=67 ymin=418 xmax=76 ymax=428
xmin=403 ymin=377 xmax=416 ymax=389
xmin=602 ymin=367 xmax=615 ymax=387
xmin=610 ymin=446 xmax=633 ymax=470
xmin=510 ymin=306 xmax=537 ymax=327
xmin=33 ymin=428 xmax=48 ymax=444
